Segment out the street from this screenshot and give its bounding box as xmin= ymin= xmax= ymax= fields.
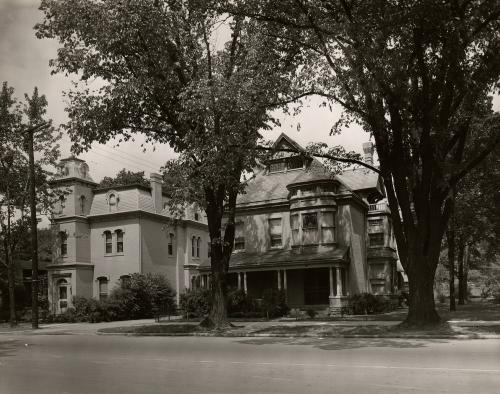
xmin=0 ymin=334 xmax=499 ymax=393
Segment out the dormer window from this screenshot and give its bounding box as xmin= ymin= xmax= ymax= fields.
xmin=107 ymin=192 xmax=119 ymax=213
xmin=269 ymin=160 xmax=286 ymax=173
xmin=287 ymin=156 xmax=303 ymax=170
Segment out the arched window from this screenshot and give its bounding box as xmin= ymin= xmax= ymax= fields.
xmin=104 ymin=231 xmax=112 ymax=254
xmin=191 ymin=236 xmax=196 ymax=257
xmin=197 ymin=237 xmax=201 ymax=258
xmin=168 ymin=233 xmax=174 ymax=255
xmin=58 ymin=194 xmax=65 ymax=214
xmin=98 ymin=277 xmax=108 ymax=300
xmin=116 ymin=230 xmax=123 ymax=253
xmin=79 ymin=195 xmax=86 ymax=216
xmin=59 ymin=232 xmax=68 ymax=256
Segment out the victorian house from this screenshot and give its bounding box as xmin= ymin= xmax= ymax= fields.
xmin=199 ymin=134 xmax=401 ymax=313
xmin=48 ymin=157 xmax=209 ymax=314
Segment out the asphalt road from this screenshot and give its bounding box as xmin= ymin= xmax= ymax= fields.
xmin=1 ymin=334 xmax=499 ymax=394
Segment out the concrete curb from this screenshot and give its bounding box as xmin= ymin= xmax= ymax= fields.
xmin=96 ymin=331 xmax=500 ymax=340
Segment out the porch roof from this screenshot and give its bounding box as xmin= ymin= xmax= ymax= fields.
xmin=200 ymin=246 xmax=349 ymax=271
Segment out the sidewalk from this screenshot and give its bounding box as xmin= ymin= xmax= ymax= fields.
xmin=2 ymin=312 xmax=500 ymax=339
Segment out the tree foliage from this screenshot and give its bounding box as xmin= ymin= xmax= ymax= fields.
xmin=228 ymin=0 xmax=500 ymax=325
xmin=99 ymin=168 xmax=150 ymax=188
xmin=0 ymin=82 xmax=61 ymax=326
xmin=37 ymin=0 xmax=301 ymax=328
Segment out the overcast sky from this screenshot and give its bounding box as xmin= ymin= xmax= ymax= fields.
xmin=2 ymin=1 xmax=498 ymax=183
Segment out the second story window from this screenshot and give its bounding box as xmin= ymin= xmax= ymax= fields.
xmin=269 ymin=218 xmax=282 ymax=248
xmin=302 ymin=212 xmax=318 ymax=245
xmin=197 ymin=237 xmax=201 ymax=258
xmin=116 ymin=230 xmax=123 ymax=253
xmin=291 ymin=214 xmax=299 ymax=245
xmin=104 ymin=231 xmax=112 ymax=254
xmin=191 ymin=236 xmax=196 ymax=257
xmin=321 ymin=212 xmax=335 ymax=244
xmin=59 ymin=232 xmax=68 ymax=256
xmin=168 ymin=233 xmax=174 ymax=255
xmin=369 ymin=233 xmax=385 ymax=247
xmin=234 ymin=222 xmax=245 ymax=251
xmin=368 ymin=219 xmax=383 ymax=229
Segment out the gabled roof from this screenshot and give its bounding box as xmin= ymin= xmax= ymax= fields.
xmin=237 ymin=133 xmax=384 ymax=207
xmin=237 ymin=160 xmax=334 ymax=207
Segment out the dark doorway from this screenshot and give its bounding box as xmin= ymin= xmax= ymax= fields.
xmin=304 ymin=268 xmax=329 ymax=305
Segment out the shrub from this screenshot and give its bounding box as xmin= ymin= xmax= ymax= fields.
xmin=260 ymin=289 xmax=289 ymax=319
xmin=348 ymin=293 xmax=393 ymax=314
xmin=306 ymin=308 xmax=317 ymax=319
xmin=437 ymin=293 xmax=447 ymax=304
xmin=227 ymin=288 xmax=257 ymax=316
xmin=179 ymin=288 xmax=211 ymax=318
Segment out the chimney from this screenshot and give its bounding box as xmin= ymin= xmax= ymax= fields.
xmin=150 ymin=173 xmax=163 ymax=213
xmin=362 ymin=142 xmax=374 ymax=166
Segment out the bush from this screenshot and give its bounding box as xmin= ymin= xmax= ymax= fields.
xmin=437 ymin=293 xmax=447 ymax=304
xmin=227 ymin=288 xmax=258 ymax=316
xmin=179 ymin=288 xmax=211 ymax=318
xmin=348 ymin=293 xmax=393 ymax=314
xmin=306 ymin=309 xmax=317 ymax=319
xmin=45 ymin=273 xmax=176 ymax=323
xmin=260 ymin=289 xmax=289 ymax=319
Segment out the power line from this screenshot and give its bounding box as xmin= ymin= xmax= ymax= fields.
xmin=92 ymin=145 xmax=163 ymax=172
xmin=86 ymin=150 xmax=159 ymax=173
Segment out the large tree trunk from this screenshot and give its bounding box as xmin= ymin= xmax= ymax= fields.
xmin=200 ymin=186 xmax=238 ymax=330
xmin=447 ymin=229 xmax=456 ymax=311
xmin=404 ymin=256 xmax=441 ymax=326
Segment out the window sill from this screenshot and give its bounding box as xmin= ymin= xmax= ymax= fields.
xmin=104 ymin=253 xmax=124 ymax=257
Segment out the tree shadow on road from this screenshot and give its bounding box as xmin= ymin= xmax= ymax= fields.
xmin=235 ymin=336 xmax=448 ymax=351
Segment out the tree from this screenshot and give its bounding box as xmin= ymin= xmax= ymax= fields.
xmin=0 ymin=82 xmax=60 ymax=326
xmin=228 ymin=0 xmax=500 ymax=325
xmin=100 ymin=169 xmax=150 ymax=188
xmin=36 ymin=0 xmax=300 ymax=328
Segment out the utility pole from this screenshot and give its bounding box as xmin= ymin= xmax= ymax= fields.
xmin=27 ymin=127 xmax=39 ymax=329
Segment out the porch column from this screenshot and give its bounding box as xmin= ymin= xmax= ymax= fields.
xmin=277 ymin=270 xmax=281 ymax=290
xmin=336 ymin=267 xmax=343 ymax=296
xmin=329 ymin=267 xmax=334 ymax=297
xmin=206 ymin=275 xmax=210 ymax=289
xmin=237 ymin=272 xmax=241 ymax=290
xmin=243 ymin=272 xmax=248 ymax=293
xmin=283 ymin=269 xmax=288 ymax=302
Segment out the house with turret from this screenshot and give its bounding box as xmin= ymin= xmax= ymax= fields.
xmin=198 ymin=134 xmax=402 ymax=313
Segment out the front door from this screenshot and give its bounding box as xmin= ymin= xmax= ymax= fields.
xmin=56 ymin=279 xmax=70 ymax=314
xmin=304 ymin=268 xmax=330 ymax=305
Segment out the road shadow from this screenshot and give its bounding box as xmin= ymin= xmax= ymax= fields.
xmin=0 ymin=339 xmax=21 ymax=357
xmin=235 ymin=336 xmax=448 ymax=351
